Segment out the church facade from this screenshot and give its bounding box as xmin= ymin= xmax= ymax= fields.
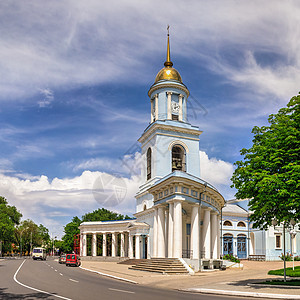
xmin=79 ymin=34 xmax=225 ymax=270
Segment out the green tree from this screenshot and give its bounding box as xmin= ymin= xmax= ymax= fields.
xmin=38 ymin=224 xmax=50 ymax=246
xmin=0 ymin=196 xmax=22 ymax=256
xmin=61 ymin=209 xmax=131 ymax=253
xmin=61 ymin=216 xmax=82 ymax=253
xmin=15 ymin=219 xmax=43 ymax=254
xmin=231 ymin=94 xmax=300 ymax=228
xmin=82 ymin=208 xmax=130 ymax=222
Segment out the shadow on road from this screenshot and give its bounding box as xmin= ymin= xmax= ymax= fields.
xmin=0 ymin=287 xmax=54 ymax=299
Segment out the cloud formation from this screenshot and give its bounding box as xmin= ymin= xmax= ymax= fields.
xmin=0 ymin=0 xmax=299 ymax=105
xmin=0 ymin=150 xmax=235 ymax=237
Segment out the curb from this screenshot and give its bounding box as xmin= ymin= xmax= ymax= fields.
xmin=79 ymin=266 xmax=138 ymax=284
xmin=181 ymin=288 xmax=300 ymax=299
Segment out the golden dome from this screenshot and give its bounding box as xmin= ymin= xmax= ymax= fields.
xmin=155 ymin=66 xmax=182 ymax=83
xmin=154 ymin=28 xmax=182 ymax=84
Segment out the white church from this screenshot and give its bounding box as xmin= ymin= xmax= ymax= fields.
xmin=79 ymin=33 xmax=225 ymax=272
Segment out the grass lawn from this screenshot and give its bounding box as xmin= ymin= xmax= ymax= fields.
xmin=268 ymin=266 xmax=300 ymax=277
xmin=256 ymin=279 xmax=300 ymax=286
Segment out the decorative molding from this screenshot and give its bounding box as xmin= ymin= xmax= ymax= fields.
xmin=168 ymin=140 xmax=189 ymax=153
xmin=138 ymin=123 xmax=202 ymax=144
xmin=148 ymin=82 xmax=189 ymax=98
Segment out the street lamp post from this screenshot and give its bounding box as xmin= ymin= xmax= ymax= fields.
xmin=272 ymin=218 xmax=296 ymax=282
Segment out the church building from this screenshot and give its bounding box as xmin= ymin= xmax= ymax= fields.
xmin=79 ymin=32 xmax=225 ymax=271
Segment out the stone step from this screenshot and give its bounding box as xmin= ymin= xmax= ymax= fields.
xmin=128 ymin=258 xmax=189 ymax=274
xmin=130 ymin=266 xmax=188 ymax=274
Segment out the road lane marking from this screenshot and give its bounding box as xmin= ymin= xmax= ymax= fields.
xmin=79 ymin=266 xmax=137 ymax=284
xmin=13 ymin=260 xmax=72 ymax=300
xmin=108 ymin=288 xmax=135 ymax=294
xmin=69 ymin=279 xmax=79 ymax=283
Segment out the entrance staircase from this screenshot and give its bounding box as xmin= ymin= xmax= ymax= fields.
xmin=129 ymin=258 xmax=189 ymax=274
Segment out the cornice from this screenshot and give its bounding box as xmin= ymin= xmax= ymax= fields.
xmin=148 ymin=175 xmax=225 ymax=213
xmin=138 ymin=122 xmax=202 ymax=144
xmin=148 ymin=82 xmax=189 ymax=98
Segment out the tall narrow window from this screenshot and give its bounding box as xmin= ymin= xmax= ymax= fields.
xmin=172 ymin=145 xmax=186 ymax=172
xmin=147 ymin=148 xmax=151 ymax=180
xmin=275 ymin=235 xmax=281 ymax=249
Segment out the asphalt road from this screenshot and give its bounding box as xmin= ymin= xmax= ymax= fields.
xmin=0 ymin=257 xmax=256 ymax=300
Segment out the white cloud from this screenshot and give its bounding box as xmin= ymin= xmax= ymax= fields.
xmin=38 ymin=88 xmax=54 ymax=107
xmin=0 ymin=150 xmax=237 ymax=238
xmin=0 ymin=170 xmax=140 ymax=238
xmin=0 ymin=0 xmax=299 ymax=104
xmin=199 ymin=151 xmax=235 ymax=199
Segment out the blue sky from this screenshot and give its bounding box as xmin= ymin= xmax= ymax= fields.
xmin=0 ymin=0 xmax=299 ymax=238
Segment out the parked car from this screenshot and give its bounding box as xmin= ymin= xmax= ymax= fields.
xmin=66 ymin=254 xmax=81 ymax=267
xmin=59 ymin=254 xmax=66 ymax=264
xmin=32 ymin=247 xmax=46 ymax=260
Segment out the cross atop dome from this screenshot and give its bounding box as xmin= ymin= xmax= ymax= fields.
xmin=154 ymin=26 xmax=182 ymax=84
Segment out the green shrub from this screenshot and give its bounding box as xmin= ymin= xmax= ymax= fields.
xmin=279 ymin=253 xmax=293 ymax=261
xmin=222 ymin=254 xmax=240 ymax=263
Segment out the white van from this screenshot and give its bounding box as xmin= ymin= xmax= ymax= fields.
xmin=32 ymin=247 xmax=46 ymax=260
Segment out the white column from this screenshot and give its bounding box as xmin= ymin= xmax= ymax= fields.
xmin=150 ymin=99 xmax=154 ymax=123
xmin=125 ymin=233 xmax=129 ymax=257
xmin=155 ymin=94 xmax=158 ymax=120
xmin=157 ymin=205 xmax=165 ymax=257
xmin=217 ymin=215 xmax=221 ymax=259
xmin=112 ymin=233 xmax=117 ymax=257
xmin=80 ymin=234 xmax=83 ymax=256
xmin=128 ymin=234 xmax=134 ymax=259
xmin=191 ymin=204 xmax=200 ymax=259
xmin=168 ymin=201 xmax=174 ymax=258
xmin=173 ymin=200 xmax=183 ymax=258
xmin=167 ymin=92 xmax=172 ymax=119
xmin=102 ymin=233 xmax=107 ymax=257
xmin=82 ymin=233 xmax=87 ymax=257
xmin=135 ymin=235 xmax=141 ymax=259
xmin=178 ymin=94 xmax=183 ymax=121
xmin=92 ymin=233 xmax=97 ymax=257
xmin=211 ymin=212 xmax=218 ymax=259
xmin=165 ymin=208 xmax=169 ymax=258
xmin=153 ymin=207 xmax=158 ymax=257
xmin=120 ymin=233 xmax=125 ymax=257
xmin=202 ymin=208 xmax=211 ymax=259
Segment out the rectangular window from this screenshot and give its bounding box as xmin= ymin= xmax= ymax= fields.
xmin=275 ymin=235 xmax=281 ymax=249
xmin=172 ymin=114 xmax=179 ymax=121
xmin=186 ymin=224 xmax=191 ymax=236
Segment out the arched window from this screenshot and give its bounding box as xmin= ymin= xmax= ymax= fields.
xmin=223 ymin=220 xmax=233 ymax=226
xmin=237 ymin=221 xmax=246 ymax=227
xmin=147 ymin=148 xmax=151 ymax=180
xmin=172 ymin=145 xmax=186 ymax=172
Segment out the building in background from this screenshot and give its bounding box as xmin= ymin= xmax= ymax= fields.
xmin=222 ymin=199 xmax=300 ymax=261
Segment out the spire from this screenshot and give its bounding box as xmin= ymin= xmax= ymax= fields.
xmin=164 ymin=25 xmax=173 ymax=67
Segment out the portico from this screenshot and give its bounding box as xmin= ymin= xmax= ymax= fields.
xmin=79 ymin=220 xmax=149 ymax=260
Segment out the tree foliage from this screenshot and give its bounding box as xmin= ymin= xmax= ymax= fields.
xmin=61 ymin=208 xmax=130 ymax=253
xmin=61 ymin=216 xmax=81 ymax=253
xmin=0 ymin=196 xmax=22 ymax=254
xmin=15 ymin=219 xmax=51 ymax=254
xmin=82 ymin=208 xmax=130 ymax=222
xmin=231 ymin=94 xmax=300 ymax=229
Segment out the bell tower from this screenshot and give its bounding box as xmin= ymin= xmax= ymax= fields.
xmin=136 ymin=29 xmax=202 ymax=211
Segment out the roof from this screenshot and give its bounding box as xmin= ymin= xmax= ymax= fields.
xmin=222 ymin=203 xmax=249 ymax=216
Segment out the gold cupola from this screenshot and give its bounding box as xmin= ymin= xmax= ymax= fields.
xmin=154 ymin=30 xmax=182 ymax=83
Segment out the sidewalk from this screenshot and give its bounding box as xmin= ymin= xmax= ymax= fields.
xmin=81 ymin=260 xmax=300 ymax=298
